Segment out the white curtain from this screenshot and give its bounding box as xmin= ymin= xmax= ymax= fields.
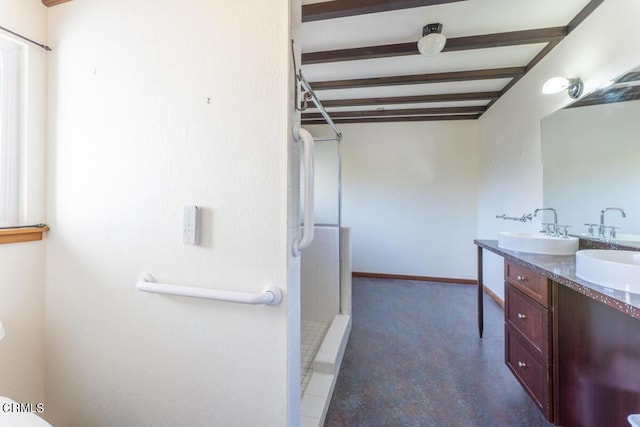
xmin=0 ymin=45 xmax=22 ymax=226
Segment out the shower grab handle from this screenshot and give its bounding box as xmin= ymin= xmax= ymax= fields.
xmin=292 ymin=125 xmax=315 ymax=257
xmin=136 ymin=273 xmax=282 ymax=306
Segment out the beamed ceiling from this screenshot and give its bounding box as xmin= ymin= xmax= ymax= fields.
xmin=43 ymin=0 xmax=607 ymax=123
xmin=300 ymin=0 xmax=606 ymax=124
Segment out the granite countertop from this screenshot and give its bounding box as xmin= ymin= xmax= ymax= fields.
xmin=475 ymin=239 xmax=640 ymax=321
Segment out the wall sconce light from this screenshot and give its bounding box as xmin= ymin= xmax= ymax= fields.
xmin=417 ymin=23 xmax=446 ymax=57
xmin=542 ymin=77 xmax=584 ymax=99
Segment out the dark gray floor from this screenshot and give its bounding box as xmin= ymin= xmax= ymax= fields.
xmin=324 ymin=277 xmax=553 ymax=427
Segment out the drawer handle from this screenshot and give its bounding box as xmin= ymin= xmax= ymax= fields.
xmin=517 ymin=313 xmax=526 ymax=320
xmin=518 ymin=361 xmax=527 ymax=369
xmin=516 ymin=275 xmax=527 ymax=282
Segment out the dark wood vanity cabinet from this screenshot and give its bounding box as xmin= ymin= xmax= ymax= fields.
xmin=504 ymin=260 xmax=554 ymax=422
xmin=474 ymin=240 xmax=640 ymax=426
xmin=555 ymin=284 xmax=640 ymax=427
xmin=503 ymin=259 xmax=640 ymax=426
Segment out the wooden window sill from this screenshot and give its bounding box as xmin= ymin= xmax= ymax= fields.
xmin=42 ymin=0 xmax=72 ymax=7
xmin=0 ymin=226 xmax=49 ymax=245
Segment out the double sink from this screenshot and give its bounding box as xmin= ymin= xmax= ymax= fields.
xmin=498 ymin=231 xmax=640 ymax=294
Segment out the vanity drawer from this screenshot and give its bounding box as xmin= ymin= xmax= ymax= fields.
xmin=505 ymin=325 xmax=551 ymax=419
xmin=505 ymin=283 xmax=549 ymax=357
xmin=505 ymin=260 xmax=549 ymax=307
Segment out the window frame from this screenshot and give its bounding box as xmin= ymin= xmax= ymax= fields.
xmin=0 ymin=35 xmax=25 ymax=227
xmin=0 ymin=35 xmax=47 ymax=244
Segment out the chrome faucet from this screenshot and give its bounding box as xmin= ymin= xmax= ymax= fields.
xmin=534 ymin=208 xmax=558 ymax=236
xmin=599 ymin=207 xmax=626 ymax=238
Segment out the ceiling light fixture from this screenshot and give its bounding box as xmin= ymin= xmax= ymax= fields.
xmin=417 ymin=23 xmax=446 ymax=57
xmin=542 ymin=77 xmax=584 ymax=99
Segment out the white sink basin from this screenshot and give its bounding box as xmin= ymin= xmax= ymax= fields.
xmin=498 ymin=231 xmax=579 ymax=255
xmin=581 ymin=233 xmax=640 ymax=243
xmin=614 ymin=233 xmax=640 ymax=243
xmin=576 ymin=250 xmax=640 ymax=293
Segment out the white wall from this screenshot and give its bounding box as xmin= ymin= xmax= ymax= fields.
xmin=310 ymin=140 xmax=340 ymax=225
xmin=308 ymin=121 xmax=478 ymax=281
xmin=301 ymin=226 xmax=340 ymax=322
xmin=46 ymin=1 xmax=295 ymax=426
xmin=477 ymin=0 xmax=640 ymax=299
xmin=0 ymin=0 xmax=47 ymax=405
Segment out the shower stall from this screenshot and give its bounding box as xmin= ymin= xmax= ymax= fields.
xmin=299 ymin=132 xmax=352 ymax=425
xmin=293 ymin=67 xmax=351 ymax=425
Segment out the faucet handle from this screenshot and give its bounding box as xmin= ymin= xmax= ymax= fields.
xmin=584 ymin=223 xmax=598 ymax=236
xmin=599 ymin=225 xmax=612 ymax=239
xmin=544 ymin=223 xmax=558 ymax=236
xmin=558 ymin=225 xmax=571 ymax=238
xmin=610 ymin=226 xmax=621 ymax=239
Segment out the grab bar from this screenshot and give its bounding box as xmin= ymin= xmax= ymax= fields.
xmin=136 ymin=273 xmax=282 ymax=306
xmin=292 ymin=125 xmax=315 ymax=257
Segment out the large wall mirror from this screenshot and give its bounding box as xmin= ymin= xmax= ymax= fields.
xmin=542 ymin=65 xmax=640 ymax=247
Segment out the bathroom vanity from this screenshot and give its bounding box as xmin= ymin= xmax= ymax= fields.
xmin=475 ymin=239 xmax=640 ymax=426
xmin=504 ymin=259 xmax=553 ymax=419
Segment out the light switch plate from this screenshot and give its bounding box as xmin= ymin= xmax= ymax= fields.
xmin=183 ymin=205 xmax=200 ymax=245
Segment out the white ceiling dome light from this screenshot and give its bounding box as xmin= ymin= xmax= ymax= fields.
xmin=417 ymin=23 xmax=446 ymax=57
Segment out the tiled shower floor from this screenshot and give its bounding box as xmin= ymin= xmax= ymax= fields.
xmin=301 ymin=319 xmax=329 ymax=394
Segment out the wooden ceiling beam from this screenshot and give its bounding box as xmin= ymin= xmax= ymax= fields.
xmin=302 ymin=0 xmax=469 ymax=22
xmin=302 ymin=114 xmax=481 ymax=124
xmin=42 ymin=0 xmax=71 ymax=6
xmin=444 ymin=26 xmax=566 ymax=52
xmin=318 ymin=91 xmax=500 ymax=108
xmin=302 ymin=27 xmax=567 ymax=65
xmin=567 ymin=0 xmax=606 ymax=34
xmin=310 ymin=67 xmax=525 ymax=90
xmin=303 ymin=42 xmax=417 ymax=65
xmin=484 ymin=39 xmax=561 ymax=110
xmin=302 ymin=105 xmax=485 ymax=120
xmin=482 ymin=0 xmax=605 ymax=116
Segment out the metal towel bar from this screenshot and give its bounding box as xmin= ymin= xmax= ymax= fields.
xmin=136 ymin=273 xmax=282 ymax=306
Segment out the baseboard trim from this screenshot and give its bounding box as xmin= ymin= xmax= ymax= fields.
xmin=483 ymin=285 xmax=505 ymax=308
xmin=352 ymin=271 xmax=476 ymax=285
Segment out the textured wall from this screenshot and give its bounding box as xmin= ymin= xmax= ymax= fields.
xmin=45 ymin=1 xmax=293 ymax=425
xmin=307 ymin=121 xmax=478 ymax=281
